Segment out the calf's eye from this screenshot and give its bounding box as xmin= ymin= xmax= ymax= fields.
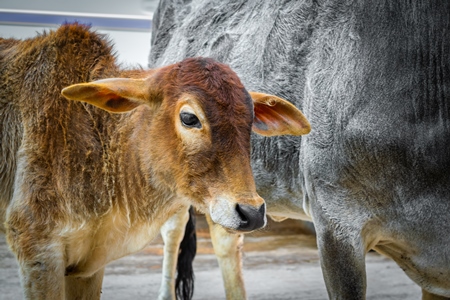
xmin=180 ymin=112 xmax=202 ymax=129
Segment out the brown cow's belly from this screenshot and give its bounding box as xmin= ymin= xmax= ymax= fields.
xmin=62 ymin=207 xmax=164 ymax=277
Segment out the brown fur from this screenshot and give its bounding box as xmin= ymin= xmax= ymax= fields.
xmin=0 ymin=24 xmax=310 ymax=299
xmin=0 ymin=23 xmax=255 ymax=299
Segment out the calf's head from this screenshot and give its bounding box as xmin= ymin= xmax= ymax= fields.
xmin=61 ymin=57 xmax=310 ymax=232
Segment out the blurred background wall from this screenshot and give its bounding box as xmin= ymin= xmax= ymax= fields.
xmin=0 ymin=0 xmax=160 ymax=66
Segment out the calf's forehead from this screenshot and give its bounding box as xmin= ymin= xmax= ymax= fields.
xmin=169 ymin=58 xmax=253 ymax=114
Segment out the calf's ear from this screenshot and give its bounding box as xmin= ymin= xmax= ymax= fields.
xmin=250 ymin=92 xmax=311 ymax=136
xmin=61 ymin=75 xmax=161 ymax=113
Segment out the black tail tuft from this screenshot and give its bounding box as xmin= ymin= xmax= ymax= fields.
xmin=175 ymin=206 xmax=197 ymax=300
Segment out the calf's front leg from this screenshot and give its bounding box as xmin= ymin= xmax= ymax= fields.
xmin=65 ymin=267 xmax=105 ymax=300
xmin=206 ymin=213 xmax=247 ymax=300
xmin=158 ymin=206 xmax=190 ymax=300
xmin=7 ymin=232 xmax=66 ymax=299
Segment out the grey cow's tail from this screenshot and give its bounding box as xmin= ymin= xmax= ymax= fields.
xmin=175 ymin=206 xmax=197 ymax=300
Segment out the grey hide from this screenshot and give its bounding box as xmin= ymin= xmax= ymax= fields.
xmin=149 ymin=1 xmax=450 ymax=298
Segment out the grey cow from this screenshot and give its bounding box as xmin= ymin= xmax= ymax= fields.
xmin=150 ymin=1 xmax=450 ymax=299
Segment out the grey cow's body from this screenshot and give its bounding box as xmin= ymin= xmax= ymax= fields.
xmin=150 ymin=0 xmax=450 ymax=298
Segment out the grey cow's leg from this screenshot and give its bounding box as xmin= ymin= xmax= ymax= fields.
xmin=422 ymin=289 xmax=450 ymax=300
xmin=65 ymin=267 xmax=105 ymax=300
xmin=313 ymin=205 xmax=367 ymax=299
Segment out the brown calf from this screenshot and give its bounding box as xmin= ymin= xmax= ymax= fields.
xmin=0 ymin=23 xmax=310 ymax=299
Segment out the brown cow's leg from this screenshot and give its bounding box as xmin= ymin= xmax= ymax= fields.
xmin=422 ymin=289 xmax=450 ymax=300
xmin=206 ymin=213 xmax=247 ymax=300
xmin=18 ymin=258 xmax=66 ymax=300
xmin=65 ymin=267 xmax=105 ymax=300
xmin=6 ymin=223 xmax=66 ymax=299
xmin=158 ymin=206 xmax=190 ymax=300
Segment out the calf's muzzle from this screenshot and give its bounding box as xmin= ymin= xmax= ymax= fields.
xmin=235 ymin=203 xmax=266 ymax=232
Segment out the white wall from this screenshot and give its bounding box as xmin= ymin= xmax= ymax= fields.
xmin=0 ymin=24 xmax=152 ymax=67
xmin=0 ymin=0 xmax=158 ymax=66
xmin=0 ymin=0 xmax=158 ymax=16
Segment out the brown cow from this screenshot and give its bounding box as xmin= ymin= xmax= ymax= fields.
xmin=0 ymin=23 xmax=310 ymax=299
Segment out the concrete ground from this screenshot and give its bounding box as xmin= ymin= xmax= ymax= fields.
xmin=0 ymin=217 xmax=420 ymax=300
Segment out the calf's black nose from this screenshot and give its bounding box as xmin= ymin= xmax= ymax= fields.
xmin=235 ymin=203 xmax=266 ymax=232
